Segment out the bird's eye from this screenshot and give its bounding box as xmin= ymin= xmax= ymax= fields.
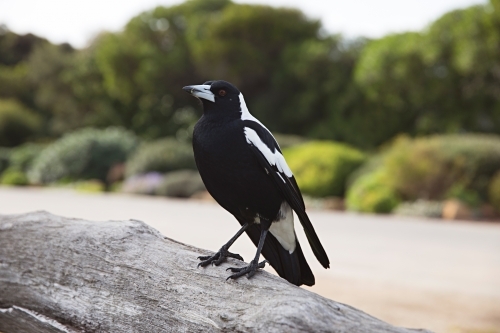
xmin=219 ymin=90 xmax=226 ymax=97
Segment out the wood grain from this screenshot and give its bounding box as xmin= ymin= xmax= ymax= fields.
xmin=0 ymin=211 xmax=433 ymax=333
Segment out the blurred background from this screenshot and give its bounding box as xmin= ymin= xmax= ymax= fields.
xmin=0 ymin=0 xmax=499 ymax=332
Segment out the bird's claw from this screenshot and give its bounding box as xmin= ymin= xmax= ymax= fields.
xmin=226 ymin=260 xmax=267 ymax=280
xmin=197 ymin=247 xmax=244 ymax=268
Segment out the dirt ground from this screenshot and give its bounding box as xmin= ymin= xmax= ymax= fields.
xmin=1 ymin=187 xmax=499 ymax=333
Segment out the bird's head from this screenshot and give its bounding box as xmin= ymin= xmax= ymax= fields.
xmin=182 ymin=80 xmax=242 ymax=116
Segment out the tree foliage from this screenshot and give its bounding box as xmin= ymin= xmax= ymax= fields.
xmin=0 ymin=0 xmax=499 ymax=148
xmin=355 ymin=1 xmax=500 ymax=144
xmin=0 ymin=99 xmax=41 ymax=147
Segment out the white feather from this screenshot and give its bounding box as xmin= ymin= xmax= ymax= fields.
xmin=244 ymin=127 xmax=293 ymax=177
xmin=269 ymin=201 xmax=296 ymax=253
xmin=239 ymin=94 xmax=270 ymax=132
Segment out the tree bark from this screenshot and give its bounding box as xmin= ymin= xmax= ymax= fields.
xmin=0 ymin=211 xmax=432 ymax=333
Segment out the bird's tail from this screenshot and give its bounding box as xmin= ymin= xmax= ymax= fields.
xmin=244 ymin=224 xmax=315 ymax=286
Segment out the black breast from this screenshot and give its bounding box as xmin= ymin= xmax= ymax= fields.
xmin=193 ymin=115 xmax=282 ymax=222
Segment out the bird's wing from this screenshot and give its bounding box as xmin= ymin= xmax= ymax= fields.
xmin=242 ymin=121 xmax=330 ymax=269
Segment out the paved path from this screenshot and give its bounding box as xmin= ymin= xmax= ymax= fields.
xmin=1 ymin=187 xmax=499 ymax=333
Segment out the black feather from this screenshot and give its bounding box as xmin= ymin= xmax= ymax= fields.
xmin=241 ymin=220 xmax=314 ymax=286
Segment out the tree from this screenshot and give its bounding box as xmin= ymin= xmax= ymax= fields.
xmin=354 ymin=0 xmax=500 ymax=145
xmin=2 ymin=0 xmax=500 ymax=149
xmin=0 ymin=99 xmax=41 ymax=147
xmin=262 ymin=37 xmax=366 ymax=143
xmin=190 ymin=3 xmax=320 ymax=95
xmin=0 ymin=28 xmax=47 ymax=66
xmin=93 ymin=0 xmax=327 ymax=140
xmin=93 ymin=0 xmax=227 ymax=139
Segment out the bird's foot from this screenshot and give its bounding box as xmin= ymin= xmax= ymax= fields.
xmin=226 ymin=260 xmax=267 ymax=280
xmin=197 ymin=246 xmax=244 ymax=268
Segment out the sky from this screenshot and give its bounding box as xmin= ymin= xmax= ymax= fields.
xmin=0 ymin=0 xmax=488 ymax=48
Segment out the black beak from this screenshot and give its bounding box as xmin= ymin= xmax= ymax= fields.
xmin=182 ymin=86 xmax=194 ymax=93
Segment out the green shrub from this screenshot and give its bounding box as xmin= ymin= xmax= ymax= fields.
xmin=346 ymin=171 xmax=400 ymax=213
xmin=273 ymin=133 xmax=308 ymax=149
xmin=346 ymin=153 xmax=385 ymax=189
xmin=1 ymin=167 xmax=28 ymax=186
xmin=0 ymin=99 xmax=42 ymax=147
xmin=125 ymin=138 xmax=196 ymax=177
xmin=445 ymin=184 xmax=481 ymax=207
xmin=0 ymin=147 xmax=10 ymax=175
xmin=9 ymin=143 xmax=45 ymax=171
xmin=384 ymin=134 xmax=500 ymax=202
xmin=74 ymin=180 xmax=105 ymax=193
xmin=489 ymin=171 xmax=500 ymax=213
xmin=393 ymin=200 xmax=443 ymax=218
xmin=155 ymin=170 xmax=206 ymax=198
xmin=29 ymin=127 xmax=138 ymax=185
xmin=283 ymin=141 xmax=366 ymax=197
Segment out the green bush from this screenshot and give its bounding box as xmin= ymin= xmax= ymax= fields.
xmin=0 ymin=99 xmax=42 ymax=147
xmin=155 ymin=170 xmax=206 ymax=198
xmin=125 ymin=138 xmax=196 ymax=177
xmin=74 ymin=180 xmax=105 ymax=193
xmin=445 ymin=184 xmax=481 ymax=207
xmin=29 ymin=127 xmax=138 ymax=185
xmin=1 ymin=167 xmax=28 ymax=186
xmin=0 ymin=147 xmax=10 ymax=176
xmin=273 ymin=133 xmax=308 ymax=149
xmin=384 ymin=134 xmax=500 ymax=202
xmin=9 ymin=143 xmax=45 ymax=171
xmin=283 ymin=141 xmax=366 ymax=197
xmin=346 ymin=153 xmax=385 ymax=189
xmin=393 ymin=200 xmax=443 ymax=218
xmin=346 ymin=171 xmax=400 ymax=213
xmin=489 ymin=171 xmax=500 ymax=213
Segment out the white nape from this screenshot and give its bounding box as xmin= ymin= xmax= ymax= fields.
xmin=244 ymin=127 xmax=293 ymax=177
xmin=239 ymin=93 xmax=277 ymax=141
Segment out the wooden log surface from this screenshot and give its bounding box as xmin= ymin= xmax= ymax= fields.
xmin=0 ymin=211 xmax=433 ymax=333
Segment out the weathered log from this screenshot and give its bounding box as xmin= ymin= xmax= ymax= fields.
xmin=0 ymin=211 xmax=432 ymax=333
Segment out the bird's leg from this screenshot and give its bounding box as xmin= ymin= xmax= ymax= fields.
xmin=198 ymin=223 xmax=249 ymax=267
xmin=226 ymin=228 xmax=268 ymax=280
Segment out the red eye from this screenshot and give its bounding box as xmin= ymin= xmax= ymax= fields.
xmin=219 ymin=90 xmax=226 ymax=97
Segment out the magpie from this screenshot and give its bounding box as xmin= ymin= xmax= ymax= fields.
xmin=183 ymin=80 xmax=330 ymax=286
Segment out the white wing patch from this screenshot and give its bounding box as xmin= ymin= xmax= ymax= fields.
xmin=269 ymin=201 xmax=296 ymax=253
xmin=244 ymin=127 xmax=293 ymax=177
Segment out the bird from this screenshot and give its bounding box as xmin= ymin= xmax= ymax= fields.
xmin=183 ymin=80 xmax=329 ymax=286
